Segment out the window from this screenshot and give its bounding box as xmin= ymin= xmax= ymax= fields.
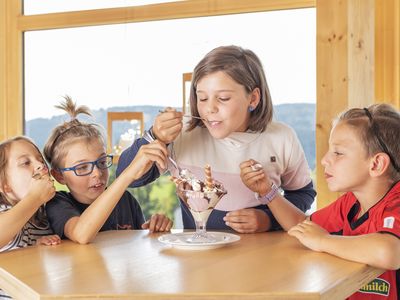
xmin=23 ymin=8 xmax=316 ymax=222
xmin=24 ymin=9 xmax=316 ymax=123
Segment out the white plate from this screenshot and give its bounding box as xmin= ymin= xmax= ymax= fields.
xmin=158 ymin=232 xmax=240 ymax=250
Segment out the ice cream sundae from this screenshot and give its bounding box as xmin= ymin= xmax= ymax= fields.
xmin=172 ymin=165 xmax=226 ymax=212
xmin=171 ymin=164 xmax=227 ymax=243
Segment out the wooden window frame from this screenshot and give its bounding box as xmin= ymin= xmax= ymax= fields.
xmin=107 ymin=111 xmax=144 ymax=162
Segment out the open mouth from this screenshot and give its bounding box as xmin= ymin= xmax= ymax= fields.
xmin=207 ymin=120 xmax=221 ymax=127
xmin=90 ymin=182 xmax=105 ymax=189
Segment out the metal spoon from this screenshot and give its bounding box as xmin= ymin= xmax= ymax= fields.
xmin=142 ymin=129 xmax=182 ymax=174
xmin=158 ymin=110 xmax=206 ymax=122
xmin=183 ymin=114 xmax=206 ymax=121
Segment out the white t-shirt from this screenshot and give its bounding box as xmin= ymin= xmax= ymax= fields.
xmin=169 ymin=121 xmax=312 ymax=211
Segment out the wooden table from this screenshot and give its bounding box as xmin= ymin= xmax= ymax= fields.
xmin=0 ymin=230 xmax=383 ymax=299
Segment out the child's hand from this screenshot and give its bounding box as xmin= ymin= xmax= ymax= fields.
xmin=153 ymin=107 xmax=183 ymax=144
xmin=288 ymin=220 xmax=328 ymax=252
xmin=141 ymin=214 xmax=173 ymax=232
xmin=239 ymin=159 xmax=270 ymax=196
xmin=224 ymin=208 xmax=270 ymax=233
xmin=128 ymin=140 xmax=168 ymax=178
xmin=36 ymin=234 xmax=61 ymax=246
xmin=28 ymin=173 xmax=56 ymax=205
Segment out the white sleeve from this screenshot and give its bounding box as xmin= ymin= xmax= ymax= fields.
xmin=280 ymin=127 xmax=312 ymax=190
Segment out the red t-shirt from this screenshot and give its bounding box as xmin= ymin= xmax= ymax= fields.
xmin=311 ymin=181 xmax=400 ymax=300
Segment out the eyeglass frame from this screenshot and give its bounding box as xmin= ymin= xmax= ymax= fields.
xmin=58 ymin=154 xmax=114 ymax=176
xmin=363 ymin=108 xmax=399 ymax=172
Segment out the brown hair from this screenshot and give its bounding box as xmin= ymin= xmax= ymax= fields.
xmin=335 ymin=103 xmax=400 ymax=180
xmin=187 ymin=45 xmax=273 ymax=132
xmin=43 ymin=96 xmax=106 ymax=169
xmin=0 ymin=136 xmax=49 ymax=226
xmin=0 ymin=136 xmax=44 ymax=205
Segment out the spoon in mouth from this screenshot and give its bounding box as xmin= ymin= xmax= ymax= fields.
xmin=158 ymin=110 xmax=207 ymax=122
xmin=183 ymin=114 xmax=206 ymax=121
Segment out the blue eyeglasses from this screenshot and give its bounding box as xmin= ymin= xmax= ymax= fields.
xmin=59 ymin=155 xmax=113 ymax=176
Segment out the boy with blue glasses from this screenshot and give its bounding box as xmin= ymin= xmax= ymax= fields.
xmin=44 ymin=96 xmax=172 ymax=244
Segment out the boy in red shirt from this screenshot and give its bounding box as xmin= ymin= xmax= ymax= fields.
xmin=241 ymin=103 xmax=400 ymax=299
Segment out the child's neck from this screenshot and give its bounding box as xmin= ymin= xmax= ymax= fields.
xmin=353 ymin=178 xmax=394 ymax=214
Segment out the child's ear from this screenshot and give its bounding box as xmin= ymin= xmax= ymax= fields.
xmin=249 ymin=87 xmax=261 ymax=109
xmin=370 ymin=153 xmax=391 ymax=177
xmin=51 ymin=169 xmax=66 ymax=185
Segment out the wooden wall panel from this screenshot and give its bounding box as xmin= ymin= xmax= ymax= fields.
xmin=348 ymin=0 xmax=375 ymax=108
xmin=375 ymin=0 xmax=399 ymax=106
xmin=316 ymin=0 xmax=347 ymax=207
xmin=316 ymin=0 xmax=375 ymax=208
xmin=0 ymin=1 xmax=6 ymax=141
xmin=0 ymin=1 xmax=23 ymax=141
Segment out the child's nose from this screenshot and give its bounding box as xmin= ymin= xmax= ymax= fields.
xmin=91 ymin=165 xmax=103 ymax=177
xmin=206 ymin=99 xmax=218 ymax=113
xmin=35 ymin=163 xmax=48 ymax=172
xmin=321 ymin=153 xmax=329 ymax=166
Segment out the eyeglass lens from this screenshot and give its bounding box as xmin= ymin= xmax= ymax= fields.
xmin=75 ymin=156 xmax=113 ymax=176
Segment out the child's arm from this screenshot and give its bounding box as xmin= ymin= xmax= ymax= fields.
xmin=116 ymin=108 xmax=183 ymax=187
xmin=288 ymin=220 xmax=400 ymax=270
xmin=236 ymin=159 xmax=306 ymax=231
xmin=64 ymin=141 xmax=168 ymax=244
xmin=0 ymin=175 xmax=55 ymax=248
xmin=141 ymin=213 xmax=173 ymax=232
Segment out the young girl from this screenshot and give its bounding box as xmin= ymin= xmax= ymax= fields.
xmin=117 ymin=45 xmax=315 ymax=233
xmin=0 ymin=136 xmax=60 ymax=252
xmin=242 ymin=103 xmax=400 ymax=299
xmin=44 ymin=97 xmax=173 ymax=245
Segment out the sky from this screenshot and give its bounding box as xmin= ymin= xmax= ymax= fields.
xmin=23 ymin=2 xmax=316 ymax=121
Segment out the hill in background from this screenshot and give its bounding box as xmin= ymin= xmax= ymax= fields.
xmin=26 ymin=103 xmax=316 ymax=169
xmin=274 ymin=103 xmax=315 ymax=170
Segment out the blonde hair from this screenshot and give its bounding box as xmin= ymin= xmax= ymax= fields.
xmin=335 ymin=103 xmax=400 ymax=180
xmin=43 ymin=96 xmax=106 ymax=169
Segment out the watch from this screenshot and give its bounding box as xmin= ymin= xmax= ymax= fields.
xmin=255 ymin=183 xmax=279 ymax=204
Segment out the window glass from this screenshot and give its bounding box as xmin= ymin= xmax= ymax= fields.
xmin=24 ymin=9 xmax=315 ymax=120
xmin=24 ymin=9 xmax=316 ymax=222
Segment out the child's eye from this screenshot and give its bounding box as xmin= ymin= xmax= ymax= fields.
xmin=75 ymin=164 xmax=91 ymax=172
xmin=97 ymin=159 xmax=107 ymax=168
xmin=198 ymin=98 xmax=208 ymax=102
xmin=334 ymin=151 xmax=343 ymax=156
xmin=19 ymin=160 xmax=31 ymax=166
xmin=219 ymin=97 xmax=230 ymax=101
